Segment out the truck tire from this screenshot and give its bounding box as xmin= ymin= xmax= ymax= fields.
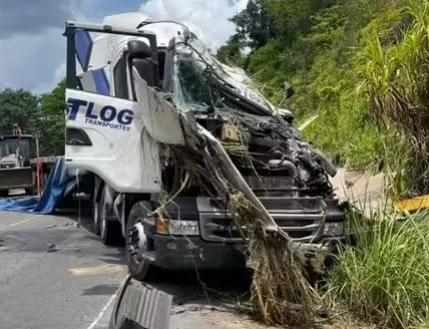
xmin=92 ymin=178 xmax=102 ymax=236
xmin=100 ymin=204 xmax=122 ymax=246
xmin=93 ymin=199 xmax=101 ymax=236
xmin=126 ymin=201 xmax=159 ymax=282
xmin=99 ymin=188 xmax=122 ymax=246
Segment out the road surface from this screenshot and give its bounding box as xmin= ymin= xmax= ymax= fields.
xmin=0 ymin=209 xmax=267 ymax=329
xmin=0 ymin=210 xmax=127 ymax=329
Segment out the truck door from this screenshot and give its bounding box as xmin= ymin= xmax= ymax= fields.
xmin=64 ymin=26 xmax=162 ymax=194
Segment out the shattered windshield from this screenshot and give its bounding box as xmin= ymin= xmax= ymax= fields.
xmin=172 ymin=33 xmax=275 ymax=115
xmin=173 ymin=55 xmax=221 ymax=112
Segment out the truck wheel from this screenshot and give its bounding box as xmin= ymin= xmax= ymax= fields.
xmin=126 ymin=201 xmax=159 ymax=282
xmin=93 ymin=199 xmax=101 ymax=236
xmin=100 ymin=202 xmax=122 ymax=246
xmin=92 ymin=178 xmax=102 ymax=235
xmin=0 ymin=190 xmax=8 ymax=198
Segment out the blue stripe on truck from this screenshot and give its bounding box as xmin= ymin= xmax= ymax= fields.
xmin=75 ymin=30 xmax=92 ymax=71
xmin=92 ymin=68 xmax=110 ymax=96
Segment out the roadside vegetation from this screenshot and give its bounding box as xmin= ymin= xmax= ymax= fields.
xmin=326 ymin=208 xmax=429 ymax=329
xmin=217 ymin=0 xmax=418 ymax=194
xmin=218 ymin=0 xmax=429 ymax=328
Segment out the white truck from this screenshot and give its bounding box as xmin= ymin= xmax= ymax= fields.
xmin=63 ymin=13 xmax=347 ymax=281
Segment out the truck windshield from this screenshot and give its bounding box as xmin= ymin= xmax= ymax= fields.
xmin=171 ymin=34 xmax=275 ymax=116
xmin=173 ymin=56 xmax=219 ymax=112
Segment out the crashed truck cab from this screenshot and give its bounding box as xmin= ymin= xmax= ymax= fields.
xmin=63 ymin=13 xmax=347 ymax=280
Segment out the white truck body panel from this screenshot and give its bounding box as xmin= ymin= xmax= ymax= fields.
xmin=102 ymin=13 xmax=179 ymax=48
xmin=65 ymin=89 xmax=161 ymax=193
xmin=132 ymin=69 xmax=185 ymax=145
xmin=65 ymin=14 xmax=287 ymax=194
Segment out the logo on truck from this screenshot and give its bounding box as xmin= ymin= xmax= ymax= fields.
xmin=67 ymin=98 xmax=134 ymax=132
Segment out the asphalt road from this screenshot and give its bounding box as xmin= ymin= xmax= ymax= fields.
xmin=0 ymin=210 xmax=127 ymax=329
xmin=0 ymin=206 xmax=262 ymax=329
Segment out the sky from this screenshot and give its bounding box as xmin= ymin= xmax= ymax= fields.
xmin=0 ymin=0 xmax=248 ymax=94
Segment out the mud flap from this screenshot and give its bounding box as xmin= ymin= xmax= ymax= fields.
xmin=109 ymin=276 xmax=173 ymax=329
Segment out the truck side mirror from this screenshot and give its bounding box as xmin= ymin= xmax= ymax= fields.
xmin=127 ymin=40 xmax=152 ymax=59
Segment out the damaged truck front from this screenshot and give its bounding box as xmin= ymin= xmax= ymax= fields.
xmin=63 ymin=13 xmax=347 ymax=281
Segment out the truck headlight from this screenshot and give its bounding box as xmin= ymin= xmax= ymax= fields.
xmin=323 ymin=222 xmax=344 ymax=236
xmin=156 ymin=219 xmax=200 ymax=236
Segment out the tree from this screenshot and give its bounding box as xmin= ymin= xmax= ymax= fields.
xmin=216 ymin=37 xmax=246 ymax=66
xmin=0 ymin=86 xmax=65 ymax=156
xmin=0 ymin=88 xmax=42 ymax=136
xmin=40 ymin=79 xmax=66 ymax=156
xmin=229 ymin=0 xmax=277 ymax=51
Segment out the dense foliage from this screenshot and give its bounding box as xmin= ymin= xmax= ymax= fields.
xmin=218 ymin=2 xmax=429 ymax=328
xmin=217 ymin=0 xmax=409 ymax=174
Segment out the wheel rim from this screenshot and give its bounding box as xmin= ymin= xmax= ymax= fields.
xmin=127 ymin=220 xmax=146 ymax=264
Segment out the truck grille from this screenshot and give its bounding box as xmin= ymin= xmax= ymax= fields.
xmin=197 ymin=196 xmax=326 ymax=243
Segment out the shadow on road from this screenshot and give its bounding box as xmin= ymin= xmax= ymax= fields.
xmin=141 ymin=268 xmax=253 ymax=315
xmin=82 ymin=284 xmax=121 ymax=296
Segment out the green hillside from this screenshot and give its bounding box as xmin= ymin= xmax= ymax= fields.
xmin=218 ymin=0 xmax=429 ymax=196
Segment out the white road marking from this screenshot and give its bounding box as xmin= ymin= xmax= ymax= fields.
xmin=86 ymin=275 xmax=128 ymax=329
xmin=0 ymin=214 xmax=41 ymax=231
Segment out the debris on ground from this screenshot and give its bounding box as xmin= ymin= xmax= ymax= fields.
xmin=46 ymin=243 xmax=58 ymax=253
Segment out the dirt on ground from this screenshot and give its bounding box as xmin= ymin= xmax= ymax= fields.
xmin=330 ymin=168 xmax=385 ymax=216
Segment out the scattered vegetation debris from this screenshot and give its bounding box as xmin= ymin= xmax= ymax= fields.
xmin=130 ymin=24 xmax=349 ymax=326
xmin=149 ymin=90 xmax=338 ymax=326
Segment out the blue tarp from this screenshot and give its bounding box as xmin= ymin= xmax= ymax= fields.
xmin=0 ymin=157 xmax=75 ymax=214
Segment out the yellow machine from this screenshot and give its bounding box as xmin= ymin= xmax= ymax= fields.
xmin=394 ymin=195 xmax=429 ymax=213
xmin=0 ymin=125 xmax=38 ymax=197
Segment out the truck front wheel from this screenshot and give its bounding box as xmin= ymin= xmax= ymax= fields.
xmin=126 ymin=201 xmax=159 ymax=282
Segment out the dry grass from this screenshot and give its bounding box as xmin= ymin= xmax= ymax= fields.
xmin=230 ymin=193 xmax=321 ymax=327
xmin=161 ymin=111 xmax=324 ymax=327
